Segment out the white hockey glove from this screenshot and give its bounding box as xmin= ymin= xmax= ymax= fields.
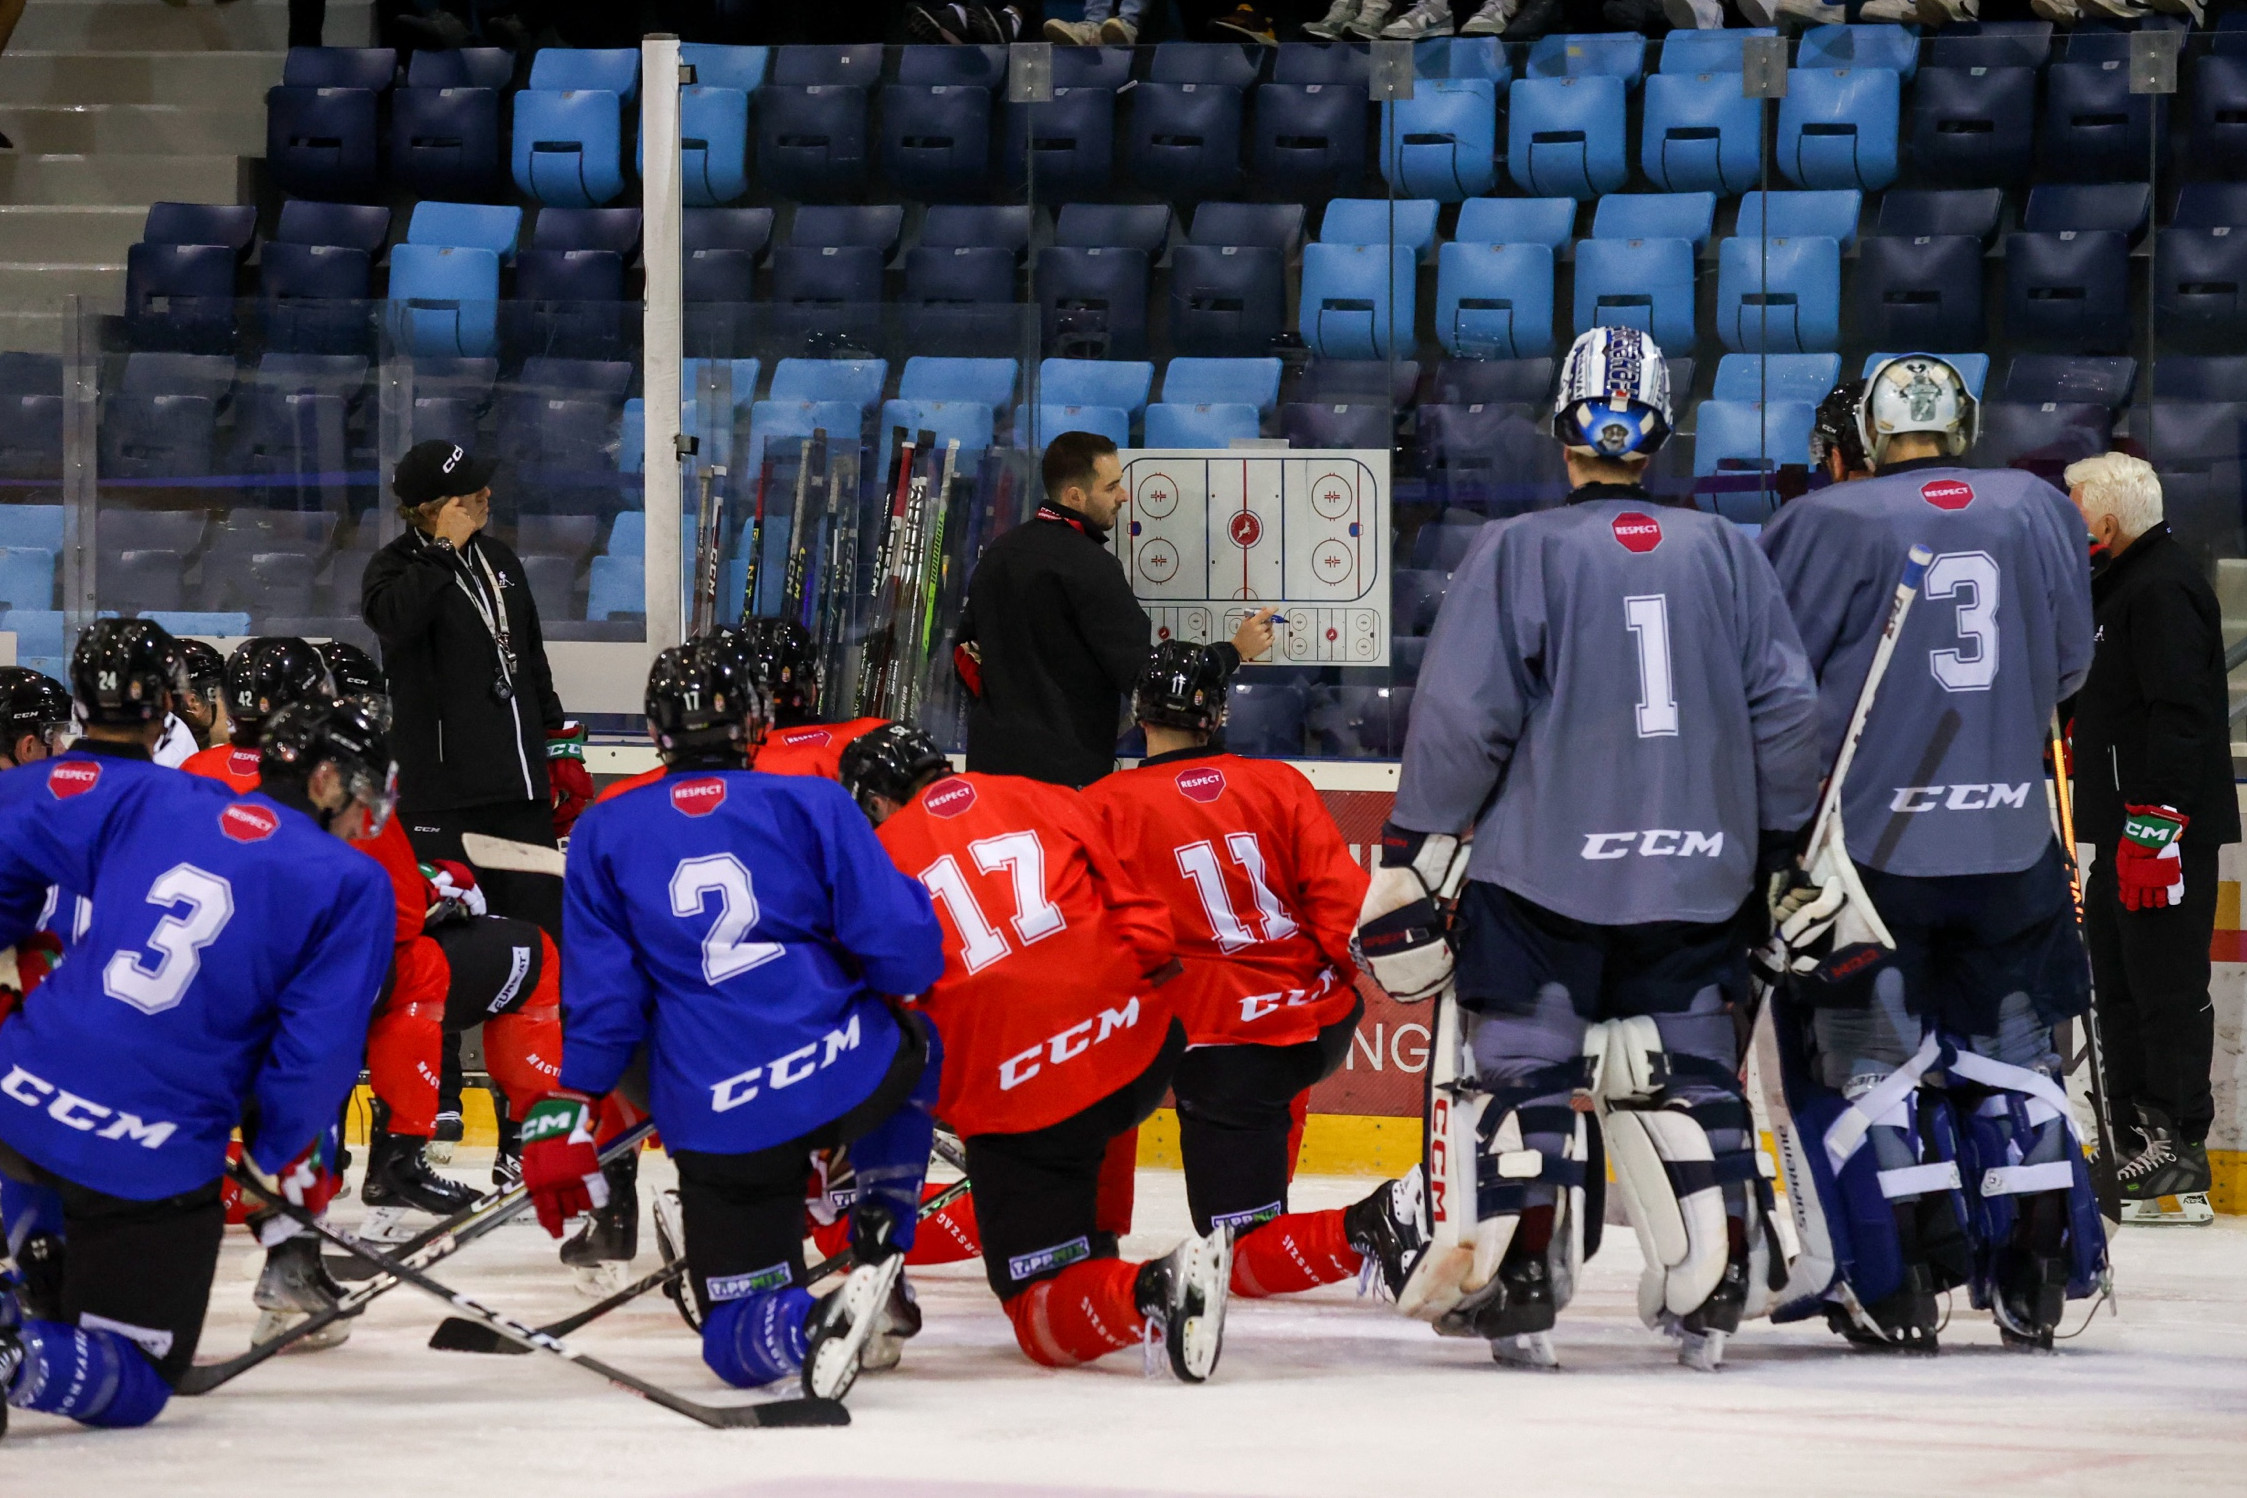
xmin=1767 ymin=868 xmax=1846 ymax=971
xmin=1352 ymin=826 xmax=1467 ymax=1003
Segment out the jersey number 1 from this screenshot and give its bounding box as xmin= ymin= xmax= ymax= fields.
xmin=1175 ymin=834 xmax=1300 ymax=952
xmin=920 ymin=831 xmax=1066 ymax=974
xmin=103 ymin=863 xmax=235 ymax=1017
xmin=1625 ymin=594 xmax=1679 ymax=738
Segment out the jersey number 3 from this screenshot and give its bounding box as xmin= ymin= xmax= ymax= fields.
xmin=1925 ymin=550 xmax=1999 ymax=693
xmin=103 ymin=863 xmax=235 ymax=1017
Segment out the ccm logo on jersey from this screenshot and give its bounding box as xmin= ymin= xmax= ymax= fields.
xmin=670 ymin=777 xmax=727 ymax=817
xmin=1889 ymin=783 xmax=2033 ymax=813
xmin=1921 ymin=479 xmax=1975 ymax=511
xmin=221 ymin=803 xmax=279 ymax=843
xmin=924 ymin=778 xmax=976 ymax=818
xmin=1175 ymin=766 xmax=1225 ymax=804
xmin=1239 ymin=970 xmax=1339 ymax=1024
xmin=708 ymin=1014 xmax=866 ymax=1113
xmin=1581 ymin=829 xmax=1724 ymax=860
xmin=46 ymin=761 xmax=100 ymax=800
xmin=999 ymin=998 xmax=1143 ymax=1092
xmin=1610 ymin=512 xmax=1663 ymax=554
xmin=1 ymin=1064 xmax=177 ymax=1149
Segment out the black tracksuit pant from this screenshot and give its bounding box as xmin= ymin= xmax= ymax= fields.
xmin=2085 ymin=839 xmax=2221 ymax=1144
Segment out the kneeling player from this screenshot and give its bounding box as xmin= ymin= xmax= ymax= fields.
xmin=0 ymin=622 xmax=393 ymax=1434
xmin=527 ymin=641 xmax=947 ymax=1399
xmin=841 ymin=724 xmax=1232 ymax=1382
xmin=1088 ymin=644 xmax=1424 ymax=1300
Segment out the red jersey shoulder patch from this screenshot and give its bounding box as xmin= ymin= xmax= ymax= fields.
xmin=46 ymin=761 xmax=100 ymax=800
xmin=1175 ymin=765 xmax=1226 ymax=804
xmin=1921 ymin=478 xmax=1975 ymax=511
xmin=228 ymin=748 xmax=262 ymax=778
xmin=1610 ymin=511 xmax=1663 ymax=553
xmin=670 ymin=777 xmax=727 ymax=817
xmin=220 ymin=801 xmax=279 ymax=843
xmin=923 ymin=777 xmax=976 ymax=819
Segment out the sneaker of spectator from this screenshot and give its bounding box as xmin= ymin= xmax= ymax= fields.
xmin=907 ymin=1 xmax=977 ymax=42
xmin=1460 ymin=0 xmax=1518 ymax=32
xmin=1102 ymin=14 xmax=1139 ymax=40
xmin=1211 ymin=4 xmax=1279 ymax=40
xmin=1345 ymin=0 xmax=1395 ymax=37
xmin=1380 ymin=0 xmax=1455 ymax=35
xmin=969 ymin=2 xmax=1028 ymax=41
xmin=1303 ymin=0 xmax=1362 ymax=37
xmin=1044 ymin=16 xmax=1102 ymax=41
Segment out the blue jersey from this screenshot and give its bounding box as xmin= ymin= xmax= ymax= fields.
xmin=0 ymin=752 xmax=393 ymax=1200
xmin=561 ymin=768 xmax=946 ymax=1155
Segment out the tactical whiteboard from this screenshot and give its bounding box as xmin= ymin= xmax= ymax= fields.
xmin=1116 ymin=449 xmax=1392 ymax=667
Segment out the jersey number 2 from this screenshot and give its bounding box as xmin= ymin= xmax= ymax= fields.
xmin=103 ymin=863 xmax=235 ymax=1017
xmin=670 ymin=854 xmax=786 ymax=984
xmin=1176 ymin=834 xmax=1300 ymax=952
xmin=920 ymin=831 xmax=1065 ymax=974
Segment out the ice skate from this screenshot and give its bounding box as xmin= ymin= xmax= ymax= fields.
xmin=803 ymin=1203 xmax=909 ymax=1400
xmin=859 ymin=1274 xmax=922 ymax=1373
xmin=1344 ymin=1166 xmax=1427 ymax=1301
xmin=252 ymin=1234 xmax=353 ymax=1351
xmin=1443 ymin=1252 xmax=1555 ymax=1344
xmin=1825 ymin=1266 xmax=1940 ymax=1354
xmin=651 ymin=1187 xmax=702 ymax=1331
xmin=1489 ymin=1331 xmax=1558 ymax=1369
xmin=1136 ymin=1227 xmax=1233 ymax=1383
xmin=1992 ymin=1255 xmax=2068 ymax=1353
xmin=2118 ymin=1109 xmax=2215 ymax=1226
xmin=1662 ymin=1254 xmax=1747 ymax=1372
xmin=357 ymin=1120 xmax=481 ymax=1243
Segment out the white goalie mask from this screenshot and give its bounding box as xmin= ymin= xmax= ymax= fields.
xmin=1858 ymin=354 xmax=1980 ymax=467
xmin=1553 ymin=326 xmax=1673 ymax=459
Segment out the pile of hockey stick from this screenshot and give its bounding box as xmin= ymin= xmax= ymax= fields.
xmin=857 ymin=429 xmax=954 ymax=718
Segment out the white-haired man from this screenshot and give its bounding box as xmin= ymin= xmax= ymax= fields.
xmin=2064 ymin=452 xmax=2236 ymax=1225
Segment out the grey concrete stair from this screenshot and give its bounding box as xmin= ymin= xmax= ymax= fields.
xmin=0 ymin=153 xmax=246 ymax=205
xmin=0 ymin=262 xmax=125 ymax=304
xmin=0 ymin=103 xmax=266 ymax=155
xmin=0 ymin=207 xmax=151 ymax=265
xmin=14 ymin=0 xmax=372 ymax=51
xmin=0 ymin=50 xmax=283 ymax=106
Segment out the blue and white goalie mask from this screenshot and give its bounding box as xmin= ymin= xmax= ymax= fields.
xmin=1554 ymin=326 xmax=1673 ymax=459
xmin=1858 ymin=354 xmax=1980 ymax=465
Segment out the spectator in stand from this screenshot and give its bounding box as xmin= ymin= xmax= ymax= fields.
xmin=361 ymin=440 xmax=592 ymax=939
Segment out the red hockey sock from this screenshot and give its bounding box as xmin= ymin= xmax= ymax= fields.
xmin=365 ymin=995 xmax=443 ymax=1136
xmin=1003 ymin=1259 xmax=1147 ymax=1368
xmin=1230 ymin=1209 xmax=1361 ymax=1298
xmin=482 ymin=940 xmax=563 ymax=1119
xmin=910 ymin=1184 xmax=981 ymax=1264
xmin=1094 ymin=1128 xmax=1138 ymax=1236
xmin=595 ymin=1091 xmax=646 ymax=1149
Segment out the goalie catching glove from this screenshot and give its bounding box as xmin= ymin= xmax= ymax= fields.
xmin=1352 ymin=825 xmax=1467 ymax=1002
xmin=520 ymin=1089 xmax=609 ymax=1236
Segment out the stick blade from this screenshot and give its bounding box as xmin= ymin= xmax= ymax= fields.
xmin=427 ymin=1316 xmax=528 ymax=1355
xmin=733 ymin=1397 xmax=851 ymax=1429
xmin=461 ymin=831 xmax=568 ymax=878
xmin=174 ymin=1361 xmax=232 ymax=1396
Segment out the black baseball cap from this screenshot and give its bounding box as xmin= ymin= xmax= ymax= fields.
xmin=392 ymin=439 xmax=497 ymax=508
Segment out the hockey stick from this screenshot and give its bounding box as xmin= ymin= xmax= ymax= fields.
xmin=461 ymin=831 xmax=568 ymax=878
xmin=781 ymin=433 xmax=820 ymax=625
xmin=688 ymin=462 xmax=723 ymax=638
xmin=855 ymin=429 xmax=918 ymax=715
xmin=740 ymin=449 xmax=776 ymax=622
xmin=231 ymin=1171 xmax=847 ymax=1429
xmin=2048 ymin=712 xmax=2125 ymax=1225
xmin=177 ymin=1122 xmax=655 ymax=1394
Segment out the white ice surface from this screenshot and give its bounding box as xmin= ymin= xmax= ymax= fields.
xmin=8 ymin=1154 xmax=2246 ymax=1497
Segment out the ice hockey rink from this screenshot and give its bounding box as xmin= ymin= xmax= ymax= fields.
xmin=5 ymin=1154 xmax=2243 ymax=1498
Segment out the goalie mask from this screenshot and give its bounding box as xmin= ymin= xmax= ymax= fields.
xmin=1858 ymin=355 xmax=1979 ymax=467
xmin=1553 ymin=326 xmax=1672 ymax=460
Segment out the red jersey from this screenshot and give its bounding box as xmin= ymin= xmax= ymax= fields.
xmin=181 ymin=743 xmax=265 ymax=794
xmin=754 ymin=717 xmax=886 ymax=780
xmin=1086 ymin=752 xmax=1368 ymax=1048
xmin=874 ymin=772 xmax=1177 ymax=1138
xmin=592 ymin=765 xmax=664 ymax=806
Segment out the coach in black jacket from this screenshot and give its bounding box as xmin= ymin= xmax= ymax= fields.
xmin=957 ymin=431 xmax=1274 ymax=787
xmin=362 ymin=440 xmax=582 ymax=935
xmin=2065 ymin=452 xmax=2240 ymax=1176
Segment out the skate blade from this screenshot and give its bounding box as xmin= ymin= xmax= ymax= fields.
xmin=2121 ymin=1193 xmax=2215 ymax=1225
xmin=804 ymin=1255 xmax=906 ymax=1402
xmin=1673 ymin=1326 xmax=1726 ymax=1373
xmin=354 ymin=1205 xmax=433 ymax=1244
xmin=1170 ymin=1230 xmax=1233 ymax=1384
xmin=253 ymin=1308 xmax=351 ymax=1352
xmin=1489 ymin=1332 xmax=1558 ymax=1370
xmin=570 ymin=1260 xmax=632 ymax=1299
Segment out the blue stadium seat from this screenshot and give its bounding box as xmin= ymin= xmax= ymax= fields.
xmin=1639 ymin=71 xmax=1761 ymax=196
xmin=2192 ymin=55 xmax=2247 ymax=178
xmin=1224 ymin=679 xmax=1306 ymax=756
xmin=1975 ymin=400 xmax=2112 ymax=480
xmin=265 ymin=86 xmax=379 ymax=200
xmin=1144 ymin=401 xmax=1259 ymax=446
xmin=2174 ymin=184 xmax=2247 ymax=230
xmin=1037 ymin=246 xmax=1150 ymax=359
xmin=1282 ymin=402 xmax=1392 ymax=449
xmin=1859 ymin=351 xmax=1989 ymax=398
xmin=391 ymin=86 xmax=503 ymax=199
xmin=1004 ymin=86 xmax=1115 ymax=198
xmin=0 ymin=397 xmax=62 ymax=483
xmin=1927 ymin=21 xmax=2053 ymax=71
xmin=1657 ymin=27 xmax=1775 ymax=74
xmin=1056 ymin=203 xmax=1171 ymax=253
xmin=511 ymin=90 xmax=626 ymax=206
xmin=682 ymin=247 xmax=753 ymax=302
xmin=275 ymin=201 xmax=390 ymax=251
xmin=2002 ymin=354 xmax=2136 ymax=407
xmin=681 ymin=43 xmax=770 ymax=94
xmin=1299 ymin=243 xmax=1415 ymax=360
xmin=387 ymin=243 xmax=499 ymax=358
xmin=1381 ymin=78 xmax=1499 ymax=201
xmin=0 ymin=502 xmax=61 ymax=549
xmin=528 ymin=48 xmax=639 ymax=99
xmin=1507 ymin=76 xmax=1626 ymax=199
xmin=770 ymin=245 xmax=882 ymax=341
xmin=2156 ymin=230 xmax=2247 ymax=344
xmin=1714 ymin=235 xmax=1840 ymax=353
xmin=534 ymin=206 xmax=642 ymax=255
xmin=284 ymin=46 xmax=395 ymax=90
xmin=1190 ymin=202 xmax=1303 ymax=251
xmin=1317 ymin=197 xmax=1438 ymax=254
xmin=1253 ymin=81 xmax=1367 ymax=197
xmin=1907 ymin=66 xmax=2037 ymax=189
xmin=1712 ymin=353 xmax=1842 ymax=403
xmin=923 ymin=205 xmax=1033 ymax=252
xmin=756 ymin=85 xmax=870 ymax=201
xmin=1796 ymin=24 xmax=1918 ymax=79
xmin=1126 ymin=83 xmax=1244 ymax=200
xmin=772 ymin=44 xmax=881 ymax=88
xmin=1592 ymin=192 xmax=1717 ymax=249
xmin=904 ymin=245 xmax=1015 ymax=305
xmin=881 ymin=84 xmax=993 ymax=201
xmin=1296 ymin=358 xmax=1420 ymax=405
xmin=668 ymin=86 xmax=752 ymax=205
xmin=144 ymin=202 xmax=256 ymax=254
xmin=2024 ymin=183 xmax=2150 ymax=239
xmin=2041 ymin=62 xmax=2164 ymax=182
xmin=146 ymin=610 xmax=255 ymax=638
xmin=684 ymin=206 xmax=771 ymax=256
xmin=1276 ymin=41 xmax=1368 ymax=85
xmin=125 ymin=243 xmax=234 ymax=352
xmin=770 ymin=358 xmax=887 ymax=410
xmin=1525 ymin=33 xmax=1645 ymax=84
xmin=99 ymin=397 xmax=213 ymax=480
xmin=1735 ymin=190 xmax=1862 ymax=247
xmin=603 ymin=512 xmax=646 ymax=553
xmin=409 ymin=202 xmax=521 ymax=258
xmin=0 ymin=608 xmax=64 ymax=676
xmin=1017 ymin=403 xmax=1129 ymax=449
xmin=897 ymin=42 xmax=1004 ymax=88
xmin=877 ymin=399 xmax=996 ymax=474
xmin=1778 ymin=68 xmax=1899 ymax=190
xmin=743 ymin=398 xmax=862 ymax=469
xmin=1455 ymin=196 xmax=1576 ymax=247
xmin=1854 ymin=234 xmax=1986 ymax=353
xmin=260 ymin=242 xmax=370 ymax=354
xmin=1040 ymin=358 xmax=1153 ymax=412
xmin=408 ymin=46 xmax=515 ymax=89
xmin=1151 ymin=41 xmax=1263 ymax=87
xmin=1432 ymin=356 xmax=1555 ymax=404
xmin=512 ymin=248 xmax=627 ymax=355
xmin=2152 ymin=356 xmax=2247 ymax=401
xmin=1692 ymin=397 xmax=1817 ymax=476
xmin=1051 ymin=45 xmax=1134 ymax=89
xmin=901 ymin=357 xmax=1016 ymax=408
xmin=1161 ymin=357 xmax=1284 ymax=410
xmin=0 ymin=547 xmax=53 ymax=611
xmin=1170 ymin=243 xmax=1286 ymax=356
xmin=1413 ymin=36 xmax=1509 ymax=83
xmin=586 ymin=554 xmax=644 ymax=620
xmin=1574 ymin=237 xmax=1694 ymax=348
xmin=792 ymin=204 xmax=904 ymax=251
xmin=1436 ymin=241 xmax=1555 ymax=359
xmin=1876 ymin=188 xmax=2002 ymax=241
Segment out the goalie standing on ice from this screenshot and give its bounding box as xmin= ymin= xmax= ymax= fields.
xmin=1355 ymin=327 xmax=1823 ymax=1371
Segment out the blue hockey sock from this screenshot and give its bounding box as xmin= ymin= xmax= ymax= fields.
xmin=846 ymin=1028 xmax=944 ymax=1256
xmin=700 ymin=1288 xmax=816 ymax=1389
xmin=6 ymin=1318 xmax=171 ymax=1428
xmin=1 ymin=1178 xmax=65 ymax=1257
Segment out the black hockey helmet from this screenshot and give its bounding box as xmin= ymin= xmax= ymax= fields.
xmin=1810 ymin=379 xmax=1870 ymax=476
xmin=0 ymin=667 xmax=72 ymax=761
xmin=315 ymin=639 xmax=386 ymax=701
xmin=837 ymin=721 xmax=951 ymax=820
xmin=224 ymin=636 xmax=334 ymax=745
xmin=1133 ymin=640 xmax=1233 ymax=735
xmin=177 ymin=638 xmax=225 ymax=698
xmin=261 ymin=696 xmax=396 ymax=833
xmin=739 ymin=616 xmax=819 ymax=725
xmin=645 ymin=636 xmax=771 ymax=765
xmin=70 ymin=617 xmax=189 ymax=727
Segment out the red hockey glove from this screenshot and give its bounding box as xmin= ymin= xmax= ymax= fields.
xmin=0 ymin=930 xmax=61 ymax=1026
xmin=244 ymin=1126 xmax=344 ymax=1219
xmin=952 ymin=641 xmax=984 ymax=699
xmin=420 ymin=858 xmax=487 ymax=925
xmin=2116 ymin=805 xmax=2188 ymax=912
xmin=548 ymin=722 xmax=595 ymax=839
xmin=520 ymin=1089 xmax=607 ymax=1238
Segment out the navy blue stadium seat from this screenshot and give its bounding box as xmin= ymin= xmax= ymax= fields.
xmin=1151 ymin=41 xmax=1263 ymax=87
xmin=1975 ymin=401 xmax=2112 ymax=480
xmin=2002 ymin=354 xmax=2136 ymax=407
xmin=1036 ymin=246 xmax=1150 ymax=360
xmin=1507 ymin=75 xmax=1626 ymax=199
xmin=2153 ymin=356 xmax=2247 ymax=401
xmin=1170 ymin=244 xmax=1286 ymax=357
xmin=260 ymin=242 xmax=370 ymax=354
xmin=102 ymin=547 xmax=188 ymax=611
xmin=1381 ymin=78 xmax=1499 ymax=201
xmin=1224 ymin=679 xmax=1305 ymax=756
xmin=1306 ymin=684 xmax=1413 ymax=755
xmin=881 ymin=83 xmax=993 ymax=201
xmin=283 ymin=46 xmax=395 ymax=90
xmin=125 ymin=242 xmax=234 ymax=353
xmin=391 ymin=86 xmax=503 ymax=200
xmin=1190 ymin=202 xmax=1304 ymax=251
xmin=1854 ymin=234 xmax=1986 ymax=352
xmin=266 ymin=86 xmax=379 ymax=200
xmin=1778 ymin=67 xmax=1900 ymax=191
xmin=1126 ymin=83 xmax=1244 ymax=200
xmin=1253 ymin=80 xmax=1367 ymax=197
xmin=2024 ymin=183 xmax=2150 ymax=239
xmin=2040 ymin=62 xmax=2164 ymax=182
xmin=407 ymin=46 xmax=514 ymax=89
xmin=100 ymin=395 xmax=214 ymax=480
xmin=2005 ymin=230 xmax=2131 ymax=350
xmin=2157 ymin=230 xmax=2247 ymax=345
xmin=144 ymin=202 xmax=257 ymax=254
xmin=1436 ymin=241 xmax=1555 ymax=359
xmin=534 ymin=206 xmax=642 ymax=255
xmin=227 ymin=391 xmax=351 ymax=511
xmin=2190 ymin=54 xmax=2247 ymax=179
xmin=1715 ymin=235 xmax=1841 ymax=353
xmin=1294 ymin=358 xmax=1419 ymax=405
xmin=1418 ymin=401 xmax=1565 ymax=514
xmin=511 ymin=249 xmax=627 ymax=356
xmin=1573 ymin=237 xmax=1694 ymax=348
xmin=1051 ymin=45 xmax=1134 ymax=90
xmin=1433 ymin=357 xmax=1555 ymax=404
xmin=2174 ymin=184 xmax=2247 ymax=230
xmin=1004 ymin=87 xmax=1115 ymax=198
xmin=770 ymin=245 xmax=882 ymax=342
xmin=1282 ymin=401 xmax=1392 ymax=449
xmin=1907 ymin=66 xmax=2036 ymax=188
xmin=1055 ymin=203 xmax=1171 ymax=253
xmin=904 ymin=245 xmax=1020 ymax=354
xmin=684 ymin=207 xmax=772 ymax=256
xmin=1275 ymin=41 xmax=1369 ymax=85
xmin=897 ymin=43 xmax=1004 ymax=88
xmin=275 ymin=201 xmax=390 ymax=251
xmin=1640 ymin=71 xmax=1761 ymax=196
xmin=771 ymin=44 xmax=879 ymax=88
xmin=922 ymin=205 xmax=1032 ymax=253
xmin=756 ymin=85 xmax=870 ymax=201
xmin=1927 ymin=21 xmax=2053 ymax=70
xmin=792 ymin=204 xmax=902 ymax=251
xmin=1875 ymin=188 xmax=2002 ymax=241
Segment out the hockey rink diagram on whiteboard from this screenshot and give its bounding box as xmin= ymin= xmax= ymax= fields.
xmin=1118 ymin=450 xmax=1391 ymax=667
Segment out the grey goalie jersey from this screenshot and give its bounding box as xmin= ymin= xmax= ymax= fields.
xmin=1393 ymin=496 xmax=1822 ymax=926
xmin=1759 ymin=462 xmax=2094 ymax=879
